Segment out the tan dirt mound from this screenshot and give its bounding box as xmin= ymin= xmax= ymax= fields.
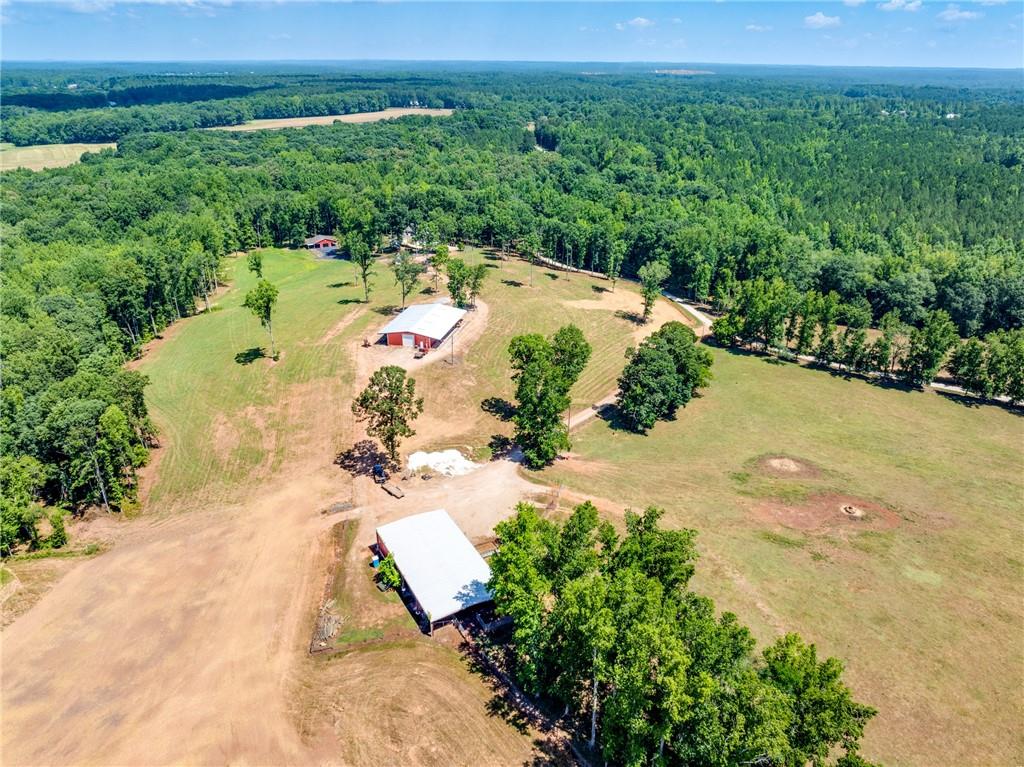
xmin=753 ymin=493 xmax=900 ymax=533
xmin=756 ymin=454 xmax=821 ymax=478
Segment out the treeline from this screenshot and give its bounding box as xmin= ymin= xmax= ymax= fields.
xmin=1 ymin=212 xmax=230 ymax=550
xmin=0 ymin=89 xmax=398 ymax=145
xmin=711 ymin=277 xmax=1024 ymax=400
xmin=2 ymin=69 xmax=1022 ymax=528
xmin=489 ymin=502 xmax=878 ymax=767
xmin=2 ymin=83 xmax=263 ymax=111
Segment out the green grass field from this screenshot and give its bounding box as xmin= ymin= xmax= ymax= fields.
xmin=0 ymin=142 xmax=116 ymax=172
xmin=539 ymin=346 xmax=1024 ymax=765
xmin=139 ymin=248 xmax=407 ymax=510
xmin=412 ymin=251 xmax=691 ymax=454
xmin=137 ymin=247 xmax=1023 ymax=764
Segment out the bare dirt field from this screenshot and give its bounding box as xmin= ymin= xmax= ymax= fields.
xmin=208 ymin=108 xmax=454 ymax=132
xmin=0 ymin=142 xmax=116 ymax=171
xmin=0 ymin=251 xmax=557 ymax=767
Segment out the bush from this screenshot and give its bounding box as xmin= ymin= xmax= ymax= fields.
xmin=378 ymin=553 xmax=401 ymax=589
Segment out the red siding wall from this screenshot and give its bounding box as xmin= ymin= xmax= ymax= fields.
xmin=385 ymin=332 xmax=436 ymax=349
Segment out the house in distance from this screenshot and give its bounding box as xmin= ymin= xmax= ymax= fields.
xmin=303 ymin=234 xmax=338 ymax=251
xmin=377 ymin=302 xmax=466 ymax=352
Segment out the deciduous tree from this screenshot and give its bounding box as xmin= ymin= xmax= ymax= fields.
xmin=351 ymin=365 xmax=424 ymax=462
xmin=347 ymin=234 xmax=375 ymax=302
xmin=242 ymin=279 xmax=280 ymax=358
xmin=392 ymin=251 xmax=425 ymax=307
xmin=246 ymin=251 xmax=263 ymax=278
xmin=638 ymin=260 xmax=670 ymax=322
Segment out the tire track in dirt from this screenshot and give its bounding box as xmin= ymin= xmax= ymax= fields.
xmin=1 ymin=303 xmax=363 ymax=766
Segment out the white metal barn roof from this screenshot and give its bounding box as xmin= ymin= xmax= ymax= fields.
xmin=376 ymin=509 xmax=492 ymax=622
xmin=378 ymin=302 xmax=467 ymax=342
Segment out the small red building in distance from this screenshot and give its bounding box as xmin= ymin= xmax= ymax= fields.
xmin=378 ymin=302 xmax=468 ymax=351
xmin=303 ymin=234 xmax=337 ymax=250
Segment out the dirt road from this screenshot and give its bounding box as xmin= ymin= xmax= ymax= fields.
xmin=1 ymin=289 xmax=545 ymax=766
xmin=1 ymin=466 xmax=347 ymax=766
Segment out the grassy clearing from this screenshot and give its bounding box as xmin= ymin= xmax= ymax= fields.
xmin=206 ymin=107 xmax=454 ymax=132
xmin=135 ymin=244 xmax=1021 ymax=764
xmin=0 ymin=142 xmax=116 ymax=171
xmin=412 ymin=250 xmax=690 ymax=454
xmin=139 ymin=248 xmax=407 ymax=511
xmin=539 ymin=346 xmax=1024 ymax=766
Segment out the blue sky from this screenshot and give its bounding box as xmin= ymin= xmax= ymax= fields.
xmin=1 ymin=1 xmax=1021 ymax=68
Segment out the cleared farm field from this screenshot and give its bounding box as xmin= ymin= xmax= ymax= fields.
xmin=409 ymin=248 xmax=693 ymax=457
xmin=207 ymin=107 xmax=454 ymax=132
xmin=0 ymin=141 xmax=116 ymax=171
xmin=541 ymin=346 xmax=1024 ymax=766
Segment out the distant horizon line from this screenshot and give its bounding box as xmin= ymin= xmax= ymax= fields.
xmin=3 ymin=58 xmax=1022 ymax=72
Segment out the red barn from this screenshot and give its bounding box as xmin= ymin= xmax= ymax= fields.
xmin=377 ymin=302 xmax=467 ymax=351
xmin=304 ymin=234 xmax=337 ymax=250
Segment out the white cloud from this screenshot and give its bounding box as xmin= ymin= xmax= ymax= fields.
xmin=977 ymin=0 xmax=1007 ymax=4
xmin=745 ymin=23 xmax=773 ymax=32
xmin=615 ymin=16 xmax=655 ymax=31
xmin=805 ymin=11 xmax=841 ymax=28
xmin=937 ymin=3 xmax=981 ymax=20
xmin=671 ymin=17 xmax=682 ymax=24
xmin=879 ymin=0 xmax=922 ymax=11
xmin=843 ymin=0 xmax=866 ymax=6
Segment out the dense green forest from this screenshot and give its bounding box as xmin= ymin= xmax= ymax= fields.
xmin=1 ymin=66 xmax=1022 ymax=548
xmin=489 ymin=501 xmax=878 ymax=766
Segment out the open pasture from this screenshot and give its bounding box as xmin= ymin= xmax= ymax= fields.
xmin=410 ymin=249 xmax=690 ymax=456
xmin=0 ymin=141 xmax=116 ymax=171
xmin=137 ymin=248 xmax=409 ymax=510
xmin=541 ymin=346 xmax=1024 ymax=766
xmin=207 ymin=107 xmax=454 ymax=132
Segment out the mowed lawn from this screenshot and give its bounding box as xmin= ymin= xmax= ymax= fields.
xmin=541 ymin=347 xmax=1024 ymax=766
xmin=139 ymin=248 xmax=406 ymax=511
xmin=412 ymin=249 xmax=692 ymax=454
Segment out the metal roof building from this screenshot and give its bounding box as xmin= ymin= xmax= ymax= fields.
xmin=377 ymin=302 xmax=467 ymax=349
xmin=375 ymin=509 xmax=492 ymax=625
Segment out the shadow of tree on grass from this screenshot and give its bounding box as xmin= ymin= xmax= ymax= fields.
xmin=234 ymin=347 xmax=266 ymax=365
xmin=482 ymin=397 xmax=516 ymax=421
xmin=334 ymin=439 xmax=391 ymax=476
xmin=614 ymin=309 xmax=646 ymax=325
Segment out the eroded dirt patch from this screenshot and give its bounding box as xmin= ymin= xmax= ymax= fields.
xmin=753 ymin=493 xmax=900 ymax=533
xmin=756 ymin=454 xmax=822 ymax=479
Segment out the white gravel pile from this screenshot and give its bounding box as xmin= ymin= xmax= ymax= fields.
xmin=408 ymin=449 xmax=480 ymax=477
